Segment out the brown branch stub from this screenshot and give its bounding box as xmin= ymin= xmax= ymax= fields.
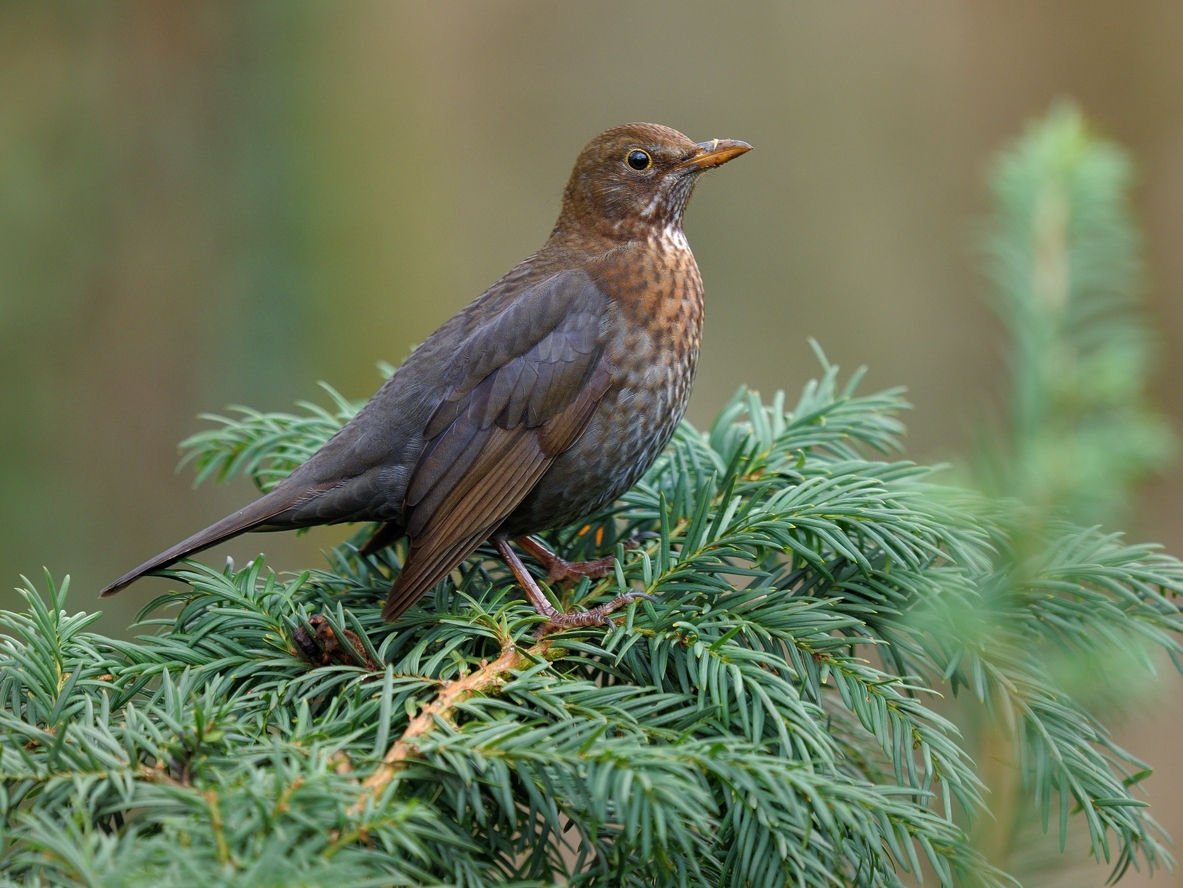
xmin=354 ymin=641 xmax=542 ymax=811
xmin=205 ymin=788 xmax=231 ymax=865
xmin=293 ymin=614 xmax=380 ymax=671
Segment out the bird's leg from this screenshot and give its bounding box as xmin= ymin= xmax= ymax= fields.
xmin=495 ymin=538 xmax=562 ymax=617
xmin=494 ymin=537 xmax=649 ymax=636
xmin=515 ymin=534 xmax=651 ymax=584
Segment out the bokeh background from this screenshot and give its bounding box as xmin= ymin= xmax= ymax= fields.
xmin=2 ymin=3 xmax=1182 ymax=883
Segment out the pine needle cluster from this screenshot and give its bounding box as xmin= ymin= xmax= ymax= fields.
xmin=4 ymin=341 xmax=1182 ymax=886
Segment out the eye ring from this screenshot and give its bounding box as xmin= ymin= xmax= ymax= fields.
xmin=626 ymin=149 xmax=652 ymax=171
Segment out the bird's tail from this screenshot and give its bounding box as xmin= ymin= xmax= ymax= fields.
xmin=99 ymin=492 xmax=295 ymax=598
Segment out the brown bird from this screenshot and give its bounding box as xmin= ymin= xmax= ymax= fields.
xmin=101 ymin=123 xmax=751 ymax=629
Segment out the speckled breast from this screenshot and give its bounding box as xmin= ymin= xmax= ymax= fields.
xmin=501 ymin=230 xmax=704 ymax=537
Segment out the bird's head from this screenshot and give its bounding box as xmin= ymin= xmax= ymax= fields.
xmin=553 ymin=122 xmax=751 ymax=243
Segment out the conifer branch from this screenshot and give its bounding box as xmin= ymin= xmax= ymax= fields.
xmin=359 ymin=639 xmax=542 ymax=806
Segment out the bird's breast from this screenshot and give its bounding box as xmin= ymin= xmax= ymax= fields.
xmin=604 ymin=233 xmax=702 ymax=467
xmin=499 ymin=232 xmax=704 ymax=536
xmin=602 ymin=229 xmax=704 ymax=388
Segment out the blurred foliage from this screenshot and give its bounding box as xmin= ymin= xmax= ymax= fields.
xmin=960 ymin=106 xmax=1178 ymax=883
xmin=973 ymin=103 xmax=1175 ymax=525
xmin=0 ymin=5 xmax=328 ymax=627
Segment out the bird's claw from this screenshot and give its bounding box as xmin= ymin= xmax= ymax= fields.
xmin=520 ymin=532 xmax=660 ymax=584
xmin=531 ymin=590 xmax=656 ymax=638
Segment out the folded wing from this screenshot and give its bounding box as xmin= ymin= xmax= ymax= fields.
xmin=381 ymin=270 xmax=611 ymax=620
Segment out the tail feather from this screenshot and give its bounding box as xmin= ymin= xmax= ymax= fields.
xmin=99 ymin=493 xmax=294 ymax=598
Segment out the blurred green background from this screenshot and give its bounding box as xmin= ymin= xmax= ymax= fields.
xmin=2 ymin=4 xmax=1182 ymax=883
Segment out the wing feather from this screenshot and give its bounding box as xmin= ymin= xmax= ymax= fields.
xmin=382 ymin=426 xmax=551 ymax=619
xmin=381 ymin=271 xmax=611 ymax=620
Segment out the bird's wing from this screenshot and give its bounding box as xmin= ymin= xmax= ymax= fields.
xmin=381 ymin=270 xmax=611 ymax=620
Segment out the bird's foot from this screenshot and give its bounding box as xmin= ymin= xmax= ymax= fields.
xmin=515 ymin=533 xmax=655 ymax=583
xmin=292 ymin=614 xmax=380 ymax=671
xmin=530 ymin=592 xmax=654 ymax=637
xmin=495 ymin=537 xmax=653 ymax=638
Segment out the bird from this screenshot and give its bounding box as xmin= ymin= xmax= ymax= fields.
xmin=101 ymin=123 xmax=751 ymax=630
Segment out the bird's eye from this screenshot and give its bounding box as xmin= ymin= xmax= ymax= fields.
xmin=626 ymin=149 xmax=652 ymax=171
